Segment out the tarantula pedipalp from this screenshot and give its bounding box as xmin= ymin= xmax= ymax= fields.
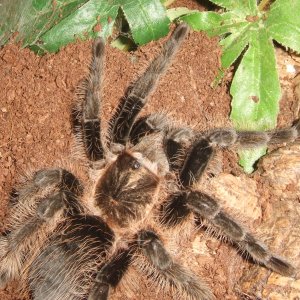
xmin=0 ymin=23 xmax=299 ymax=300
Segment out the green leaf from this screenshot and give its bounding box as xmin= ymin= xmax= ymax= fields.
xmin=0 ymin=0 xmax=170 ymax=52
xmin=173 ymin=9 xmax=250 ymax=37
xmin=238 ymin=148 xmax=267 ymax=173
xmin=230 ymin=27 xmax=280 ymax=172
xmin=209 ymin=0 xmax=258 ymax=15
xmin=178 ymin=1 xmax=299 ymax=172
xmin=206 ymin=12 xmax=249 ymax=36
xmin=180 ymin=11 xmax=223 ymax=34
xmin=266 ymin=0 xmax=300 ymax=52
xmin=167 ymin=7 xmax=241 ymax=35
xmin=230 ymin=28 xmax=280 ymax=130
xmin=0 ymin=0 xmax=83 ymax=46
xmin=20 ymin=0 xmax=86 ymax=47
xmin=177 ymin=10 xmax=240 ymax=36
xmin=167 ymin=7 xmax=197 ymax=21
xmin=220 ymin=23 xmax=251 ymax=68
xmin=33 ymin=0 xmax=119 ymax=53
xmin=121 ymin=0 xmax=170 ymax=45
xmin=0 ymin=0 xmax=26 ymax=45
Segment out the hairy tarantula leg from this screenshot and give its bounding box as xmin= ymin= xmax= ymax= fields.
xmin=130 ymin=113 xmax=195 ymax=171
xmin=160 ymin=138 xmax=214 ymax=225
xmin=9 ymin=169 xmax=63 ymax=207
xmin=179 ymin=137 xmax=214 ymax=186
xmin=162 ymin=121 xmax=300 ymax=224
xmin=0 ymin=169 xmax=83 ymax=287
xmin=29 ymin=216 xmax=114 ymax=300
xmin=9 ymin=168 xmax=83 ymax=212
xmin=72 ymin=37 xmax=105 ymax=161
xmin=186 ymin=191 xmax=295 ymax=277
xmin=110 ymin=23 xmax=189 ymax=145
xmin=208 ymin=118 xmax=300 ymax=148
xmin=129 ymin=113 xmax=170 ymax=145
xmin=160 ymin=191 xmax=191 ymax=227
xmin=0 ymin=192 xmax=67 ymax=287
xmin=163 ymin=119 xmax=300 ymax=183
xmin=136 ymin=230 xmax=215 ymax=300
xmin=88 ymin=249 xmax=132 ymax=300
xmin=164 ymin=127 xmax=195 ymax=171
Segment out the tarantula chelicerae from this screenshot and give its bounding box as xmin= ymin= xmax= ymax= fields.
xmin=0 ymin=23 xmax=299 ymax=300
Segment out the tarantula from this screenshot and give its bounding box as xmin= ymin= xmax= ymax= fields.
xmin=0 ymin=23 xmax=298 ymax=300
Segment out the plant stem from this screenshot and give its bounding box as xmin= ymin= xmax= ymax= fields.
xmin=164 ymin=0 xmax=176 ymax=6
xmin=258 ymin=0 xmax=271 ymax=11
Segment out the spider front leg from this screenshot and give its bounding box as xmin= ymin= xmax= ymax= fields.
xmin=130 ymin=114 xmax=195 ymax=172
xmin=129 ymin=113 xmax=170 ymax=145
xmin=164 ymin=118 xmax=300 ymax=189
xmin=0 ymin=168 xmax=83 ymax=287
xmin=72 ymin=37 xmax=106 ymax=161
xmin=207 ymin=118 xmax=300 ymax=148
xmin=161 ymin=137 xmax=214 ymax=225
xmin=109 ymin=23 xmax=189 ymax=146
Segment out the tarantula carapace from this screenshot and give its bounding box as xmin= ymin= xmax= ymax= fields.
xmin=0 ymin=23 xmax=299 ymax=300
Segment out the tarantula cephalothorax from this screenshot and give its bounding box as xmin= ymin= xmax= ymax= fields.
xmin=0 ymin=23 xmax=299 ymax=300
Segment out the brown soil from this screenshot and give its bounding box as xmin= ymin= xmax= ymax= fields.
xmin=0 ymin=0 xmax=300 ymax=299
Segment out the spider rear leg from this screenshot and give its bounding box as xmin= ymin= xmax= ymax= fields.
xmin=186 ymin=191 xmax=295 ymax=277
xmin=162 ymin=190 xmax=295 ymax=276
xmin=0 ymin=168 xmax=83 ymax=287
xmin=161 ymin=120 xmax=300 ymax=187
xmin=9 ymin=168 xmax=83 ymax=215
xmin=90 ymin=229 xmax=215 ymax=300
xmin=0 ymin=201 xmax=65 ymax=287
xmin=134 ymin=229 xmax=215 ymax=300
xmin=88 ymin=249 xmax=132 ymax=300
xmin=109 ymin=23 xmax=189 ymax=146
xmin=29 ymin=215 xmax=114 ymax=300
xmin=72 ymin=37 xmax=105 ymax=161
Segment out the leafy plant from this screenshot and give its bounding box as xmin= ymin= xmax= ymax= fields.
xmin=0 ymin=0 xmax=170 ymax=53
xmin=168 ymin=0 xmax=300 ymax=172
xmin=1 ymin=0 xmax=299 ymax=172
